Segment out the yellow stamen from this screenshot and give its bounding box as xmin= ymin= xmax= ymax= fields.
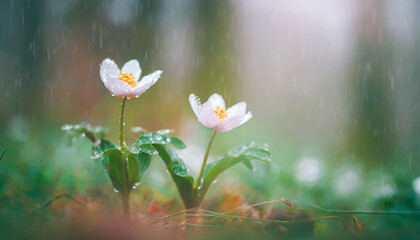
xmin=214 ymin=106 xmax=228 ymax=121
xmin=118 ymin=73 xmax=137 ymax=88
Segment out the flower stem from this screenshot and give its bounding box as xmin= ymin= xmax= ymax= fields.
xmin=121 ymin=166 xmax=130 ymax=220
xmin=194 ymin=130 xmax=217 ymax=190
xmin=119 ymin=96 xmax=130 ymax=220
xmin=120 ymin=97 xmax=127 ymax=150
xmin=122 ymin=196 xmax=130 ymax=219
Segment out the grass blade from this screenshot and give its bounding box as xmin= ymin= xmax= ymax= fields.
xmin=0 ymin=147 xmax=7 ymax=161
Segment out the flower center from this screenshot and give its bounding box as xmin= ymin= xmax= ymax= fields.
xmin=214 ymin=106 xmax=228 ymax=121
xmin=118 ymin=73 xmax=137 ymax=88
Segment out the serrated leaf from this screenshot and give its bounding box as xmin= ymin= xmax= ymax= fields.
xmin=152 ymin=144 xmax=195 ymax=208
xmin=197 ymin=142 xmax=271 ymax=199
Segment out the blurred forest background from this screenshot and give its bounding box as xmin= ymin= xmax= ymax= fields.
xmin=1 ymin=0 xmax=420 ymax=239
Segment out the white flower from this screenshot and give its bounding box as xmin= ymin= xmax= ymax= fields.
xmin=189 ymin=93 xmax=252 ymax=133
xmin=100 ymin=58 xmax=162 ymax=98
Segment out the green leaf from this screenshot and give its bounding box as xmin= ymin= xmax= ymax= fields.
xmin=170 ymin=137 xmax=187 ymax=149
xmin=131 ymin=131 xmax=186 ymax=154
xmin=131 ymin=132 xmax=170 ymax=155
xmin=137 ymin=152 xmax=152 ymax=179
xmin=91 ymin=139 xmax=116 ymax=171
xmin=197 ymin=142 xmax=271 ymax=199
xmin=103 ymin=148 xmax=125 ymax=193
xmin=63 ymin=122 xmax=115 ymax=170
xmin=140 ymin=144 xmax=158 ymax=155
xmin=225 ymin=141 xmax=272 ymax=162
xmin=129 ymin=143 xmax=158 ymax=155
xmin=136 ymin=132 xmax=171 ymax=145
xmin=126 ymin=151 xmax=151 ymax=189
xmin=102 ymin=149 xmax=151 ymax=193
xmin=152 ymin=144 xmax=195 ymax=208
xmin=62 ymin=122 xmax=108 ymax=143
xmin=242 ymin=158 xmax=254 ymax=171
xmin=91 ymin=138 xmax=116 ymax=159
xmin=126 ymin=151 xmax=140 ymax=189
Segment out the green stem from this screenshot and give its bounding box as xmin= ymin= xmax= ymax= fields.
xmin=120 ymin=97 xmax=127 ymax=150
xmin=311 ymin=209 xmax=420 ymax=216
xmin=119 ymin=97 xmax=130 ymax=220
xmin=122 ymin=195 xmax=130 ymax=218
xmin=121 ymin=174 xmax=130 ymax=219
xmin=194 ymin=130 xmax=217 ymax=190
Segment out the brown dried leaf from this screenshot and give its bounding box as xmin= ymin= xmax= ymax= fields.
xmin=147 ymin=202 xmax=167 ymax=218
xmin=218 ymin=191 xmax=244 ymax=212
xmin=342 ymin=216 xmax=362 ymax=233
xmin=352 ymin=216 xmax=363 ymax=230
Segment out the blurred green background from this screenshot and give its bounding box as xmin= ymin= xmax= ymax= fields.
xmin=1 ymin=0 xmax=420 ymax=239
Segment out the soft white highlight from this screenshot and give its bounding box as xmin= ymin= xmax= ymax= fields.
xmin=296 ymin=157 xmax=321 ymax=183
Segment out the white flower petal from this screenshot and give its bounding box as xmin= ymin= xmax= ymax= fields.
xmin=227 ymin=101 xmax=247 ymax=118
xmin=104 ymin=78 xmax=131 ymax=98
xmin=131 ymin=70 xmax=162 ymax=97
xmin=190 ymin=93 xmax=252 ymax=132
xmin=214 ymin=115 xmax=244 ymax=133
xmin=240 ymin=111 xmax=253 ymax=125
xmin=100 ymin=58 xmax=120 ymax=84
xmin=122 ymin=59 xmax=141 ymax=81
xmin=189 ymin=93 xmax=201 ymax=117
xmin=207 ymin=93 xmax=225 ymax=109
xmin=198 ymin=102 xmax=220 ymax=128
